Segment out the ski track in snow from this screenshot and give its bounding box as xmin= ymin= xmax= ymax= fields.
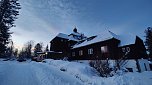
xmin=31 ymin=62 xmax=83 ymax=85
xmin=0 ymin=61 xmax=83 ymax=85
xmin=0 ymin=61 xmax=41 ymax=85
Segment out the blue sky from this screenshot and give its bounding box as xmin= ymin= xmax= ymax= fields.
xmin=11 ymin=0 xmax=152 ymax=49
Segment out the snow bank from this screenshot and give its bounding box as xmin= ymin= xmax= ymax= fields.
xmin=44 ymin=59 xmax=99 ymax=84
xmin=44 ymin=59 xmax=152 ymax=85
xmin=0 ymin=59 xmax=152 ymax=85
xmin=31 ymin=62 xmax=83 ymax=85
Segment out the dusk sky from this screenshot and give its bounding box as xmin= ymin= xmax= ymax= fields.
xmin=11 ymin=0 xmax=152 ymax=50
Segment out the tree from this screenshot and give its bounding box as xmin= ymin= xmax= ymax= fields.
xmin=45 ymin=44 xmax=49 ymax=52
xmin=18 ymin=48 xmax=26 ymax=59
xmin=145 ymin=27 xmax=152 ymax=58
xmin=24 ymin=40 xmax=34 ymax=58
xmin=34 ymin=43 xmax=43 ymax=56
xmin=89 ymin=60 xmax=112 ymax=77
xmin=6 ymin=39 xmax=14 ymax=57
xmin=13 ymin=48 xmax=18 ymax=57
xmin=0 ymin=0 xmax=20 ymax=56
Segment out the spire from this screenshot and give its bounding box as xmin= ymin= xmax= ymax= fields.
xmin=73 ymin=26 xmax=77 ymax=33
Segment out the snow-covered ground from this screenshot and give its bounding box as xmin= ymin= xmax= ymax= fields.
xmin=0 ymin=59 xmax=152 ymax=85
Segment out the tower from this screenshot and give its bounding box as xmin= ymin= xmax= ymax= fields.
xmin=73 ymin=26 xmax=77 ymax=33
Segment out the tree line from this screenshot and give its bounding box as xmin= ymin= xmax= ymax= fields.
xmin=18 ymin=40 xmax=49 ymax=59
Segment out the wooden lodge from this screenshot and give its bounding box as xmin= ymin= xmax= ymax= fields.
xmin=71 ymin=32 xmax=147 ymax=60
xmin=49 ymin=28 xmax=151 ymax=72
xmin=49 ymin=28 xmax=147 ymax=60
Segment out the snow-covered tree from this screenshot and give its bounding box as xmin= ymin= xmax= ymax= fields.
xmin=0 ymin=0 xmax=20 ymax=56
xmin=145 ymin=27 xmax=152 ymax=59
xmin=34 ymin=43 xmax=43 ymax=56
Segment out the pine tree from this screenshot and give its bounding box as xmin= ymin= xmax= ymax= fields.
xmin=0 ymin=0 xmax=20 ymax=56
xmin=145 ymin=27 xmax=152 ymax=59
xmin=45 ymin=44 xmax=49 ymax=52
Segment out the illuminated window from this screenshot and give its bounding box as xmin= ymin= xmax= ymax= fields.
xmin=72 ymin=52 xmax=75 ymax=56
xmin=101 ymin=46 xmax=108 ymax=53
xmin=88 ymin=48 xmax=93 ymax=54
xmin=79 ymin=50 xmax=83 ymax=56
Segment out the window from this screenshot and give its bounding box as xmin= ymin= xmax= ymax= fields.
xmin=101 ymin=46 xmax=108 ymax=53
xmin=122 ymin=47 xmax=130 ymax=53
xmin=122 ymin=48 xmax=125 ymax=52
xmin=126 ymin=47 xmax=130 ymax=52
xmin=72 ymin=52 xmax=75 ymax=56
xmin=88 ymin=48 xmax=93 ymax=54
xmin=79 ymin=50 xmax=83 ymax=56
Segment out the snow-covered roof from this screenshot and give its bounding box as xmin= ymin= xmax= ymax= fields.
xmin=57 ymin=33 xmax=69 ymax=39
xmin=73 ymin=31 xmax=136 ymax=49
xmin=117 ymin=34 xmax=136 ymax=47
xmin=73 ymin=31 xmax=116 ymax=48
xmin=47 ymin=51 xmax=62 ymax=53
xmin=68 ymin=35 xmax=80 ymax=41
xmin=71 ymin=32 xmax=82 ymax=36
xmin=50 ymin=33 xmax=81 ymax=42
xmin=109 ymin=31 xmax=136 ymax=46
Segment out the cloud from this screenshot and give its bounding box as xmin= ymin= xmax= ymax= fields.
xmin=11 ymin=0 xmax=152 ymax=50
xmin=12 ymin=0 xmax=81 ymax=49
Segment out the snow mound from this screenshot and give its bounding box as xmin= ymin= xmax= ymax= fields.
xmin=44 ymin=59 xmax=99 ymax=84
xmin=44 ymin=59 xmax=152 ymax=85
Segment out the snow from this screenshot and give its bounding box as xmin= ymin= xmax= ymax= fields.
xmin=0 ymin=60 xmax=83 ymax=85
xmin=56 ymin=33 xmax=69 ymax=39
xmin=71 ymin=32 xmax=82 ymax=36
xmin=138 ymin=59 xmax=151 ymax=72
xmin=117 ymin=34 xmax=136 ymax=46
xmin=121 ymin=60 xmax=138 ymax=72
xmin=73 ymin=31 xmax=114 ymax=48
xmin=108 ymin=31 xmax=136 ymax=46
xmin=0 ymin=61 xmax=41 ymax=85
xmin=68 ymin=35 xmax=80 ymax=41
xmin=55 ymin=33 xmax=80 ymax=41
xmin=0 ymin=59 xmax=152 ymax=85
xmin=47 ymin=51 xmax=62 ymax=53
xmin=73 ymin=31 xmax=136 ymax=48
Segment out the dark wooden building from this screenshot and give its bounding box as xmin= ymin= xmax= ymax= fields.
xmin=49 ymin=29 xmax=147 ymax=60
xmin=70 ymin=31 xmax=147 ymax=60
xmin=49 ymin=29 xmax=150 ymax=72
xmin=49 ymin=28 xmax=87 ymax=59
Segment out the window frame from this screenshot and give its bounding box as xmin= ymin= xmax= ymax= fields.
xmin=88 ymin=48 xmax=93 ymax=54
xmin=79 ymin=50 xmax=83 ymax=56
